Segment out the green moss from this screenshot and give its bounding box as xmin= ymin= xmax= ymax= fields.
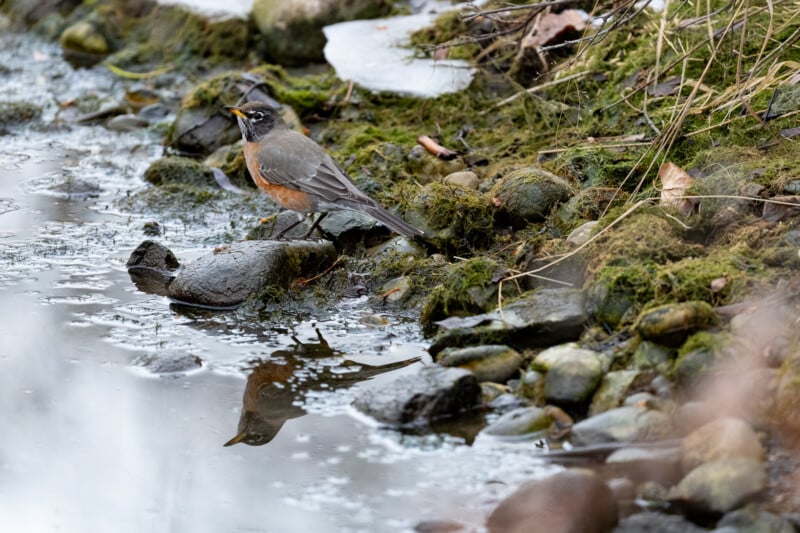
xmin=419 ymin=256 xmax=501 ymax=327
xmin=143 ymin=157 xmax=217 ymax=188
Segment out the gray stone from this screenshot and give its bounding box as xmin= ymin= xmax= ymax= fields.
xmin=167 ymin=240 xmax=336 ymax=308
xmin=566 ymin=220 xmax=599 ymax=246
xmin=632 ymin=341 xmax=674 ymax=372
xmin=443 ymin=171 xmax=480 ymax=190
xmin=571 ymin=406 xmax=672 ymax=446
xmin=716 ymin=505 xmax=795 ymax=533
xmin=634 ymin=301 xmax=718 ymax=346
xmin=380 ymin=276 xmax=412 ymax=303
xmin=436 ymin=345 xmax=523 ymax=384
xmin=605 ymin=445 xmax=682 ymax=485
xmin=429 ymin=288 xmax=587 ymax=355
xmin=613 ymin=512 xmax=707 ymax=533
xmin=487 ymin=469 xmax=617 ymax=533
xmin=106 ymin=113 xmax=150 ymax=131
xmin=680 ymin=417 xmax=764 ymax=473
xmin=127 ymin=240 xmax=180 ymax=296
xmin=481 ymin=406 xmax=555 ymax=440
xmin=352 ymin=365 xmax=481 ymax=426
xmin=669 ymin=458 xmax=767 ymax=514
xmin=542 ymin=347 xmax=603 ymax=406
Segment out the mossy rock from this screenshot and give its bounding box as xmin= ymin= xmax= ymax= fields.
xmin=586 ymin=262 xmax=659 ymax=328
xmin=406 ymin=182 xmax=494 ymax=254
xmin=59 ymin=19 xmax=109 ymax=64
xmin=554 ymin=187 xmax=627 ymax=233
xmin=144 ymin=157 xmax=217 ymax=188
xmin=0 ymin=101 xmax=42 ymax=126
xmin=419 ymin=256 xmax=501 ymax=327
xmin=634 ymin=301 xmax=718 ymax=347
xmin=490 ymin=167 xmax=573 ymax=229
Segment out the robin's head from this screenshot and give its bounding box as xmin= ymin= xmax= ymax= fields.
xmin=224 ymin=101 xmax=283 ymax=142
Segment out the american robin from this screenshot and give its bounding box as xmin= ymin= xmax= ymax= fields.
xmin=224 ymin=101 xmax=423 ymax=238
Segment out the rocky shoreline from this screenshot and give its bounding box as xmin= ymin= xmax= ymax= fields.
xmin=4 ymin=0 xmax=800 ymax=531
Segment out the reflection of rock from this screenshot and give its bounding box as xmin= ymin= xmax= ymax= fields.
xmin=224 ymin=330 xmax=417 ymax=446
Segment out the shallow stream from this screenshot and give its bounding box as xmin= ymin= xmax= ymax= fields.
xmin=0 ymin=32 xmax=553 ymax=532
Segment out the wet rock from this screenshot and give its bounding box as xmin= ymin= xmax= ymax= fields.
xmin=634 ymin=301 xmax=718 ymax=346
xmin=680 ymin=418 xmax=764 ymax=473
xmin=106 ymin=113 xmax=149 ymax=132
xmin=589 ymin=370 xmax=645 ymax=416
xmin=443 ymin=171 xmax=480 ymax=190
xmin=143 ymin=157 xmax=217 ymax=188
xmin=669 ymin=458 xmax=767 ymax=514
xmin=142 ymin=221 xmax=162 ymax=237
xmin=132 ymin=351 xmax=202 ymax=375
xmin=252 ymin=0 xmax=391 ymax=65
xmin=515 ymin=369 xmax=544 ymax=401
xmin=571 ymin=405 xmax=672 ymax=446
xmin=126 ymin=240 xmax=180 ymax=296
xmin=368 ymin=235 xmax=426 ymax=260
xmin=566 ymin=220 xmax=598 ymax=246
xmin=716 ymin=505 xmax=795 ymax=533
xmin=429 ymin=288 xmax=587 ymax=355
xmin=481 ymin=405 xmax=570 ymax=440
xmin=436 ymin=345 xmax=523 ymax=383
xmin=490 ymin=167 xmax=573 ymax=229
xmin=352 ymin=365 xmax=481 ymax=426
xmin=605 ymin=445 xmax=682 ymax=485
xmin=613 ymin=511 xmax=707 ymax=533
xmin=380 ymin=276 xmax=412 ymax=303
xmin=167 ymin=240 xmax=336 ymax=308
xmin=486 ymin=469 xmax=617 ymax=533
xmin=540 ymin=346 xmax=603 ymax=407
xmin=60 ymin=20 xmax=109 ymax=66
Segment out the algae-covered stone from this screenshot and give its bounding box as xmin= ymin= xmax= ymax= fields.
xmin=589 ymin=370 xmax=644 ymax=416
xmin=406 ymin=181 xmax=494 ymax=253
xmin=0 ymin=101 xmax=41 ymax=126
xmin=60 ymin=20 xmax=109 ymax=65
xmin=481 ymin=406 xmax=560 ymax=439
xmin=436 ymin=345 xmax=523 ymax=383
xmin=143 ymin=157 xmax=217 ymax=188
xmin=490 ymin=167 xmax=573 ymax=228
xmin=252 ymin=0 xmax=391 ymax=65
xmin=634 ymin=301 xmax=718 ymax=346
xmin=419 ymin=256 xmax=500 ymax=327
xmin=673 ymin=331 xmax=722 ymax=391
xmin=669 ymin=458 xmax=766 ymax=514
xmin=632 ymin=340 xmax=674 ymax=372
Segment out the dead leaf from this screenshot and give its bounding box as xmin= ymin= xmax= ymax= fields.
xmin=659 ymin=162 xmax=697 ymax=216
xmin=522 ymin=10 xmax=586 ymax=48
xmin=762 ymin=195 xmax=800 ymax=222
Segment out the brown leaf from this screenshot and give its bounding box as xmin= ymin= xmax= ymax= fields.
xmin=659 ymin=162 xmax=697 ymax=216
xmin=762 ymin=195 xmax=800 ymax=222
xmin=522 ymin=10 xmax=586 ymax=48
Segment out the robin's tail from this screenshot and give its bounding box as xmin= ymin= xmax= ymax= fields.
xmin=362 ymin=204 xmax=424 ymax=237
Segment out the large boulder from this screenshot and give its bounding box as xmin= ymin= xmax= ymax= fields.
xmin=252 ymin=0 xmax=392 ymax=65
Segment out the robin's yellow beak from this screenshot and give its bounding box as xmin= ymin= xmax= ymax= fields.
xmin=223 ymin=431 xmax=247 ymax=447
xmin=225 ymin=106 xmax=246 ymax=119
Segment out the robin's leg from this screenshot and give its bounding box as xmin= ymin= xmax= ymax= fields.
xmin=273 ymin=214 xmax=305 ymax=239
xmin=301 ymin=212 xmax=328 ymax=239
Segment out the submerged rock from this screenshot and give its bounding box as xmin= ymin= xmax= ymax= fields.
xmin=487 ymin=469 xmax=617 ymax=533
xmin=435 ymin=345 xmax=523 ymax=384
xmin=429 ymin=288 xmax=587 ymax=355
xmin=167 ymin=240 xmax=336 ymax=308
xmin=352 ymin=365 xmax=481 ymax=426
xmin=669 ymin=458 xmax=767 ymax=514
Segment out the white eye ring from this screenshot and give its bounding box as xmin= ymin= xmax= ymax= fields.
xmin=251 ymin=111 xmax=264 ymax=120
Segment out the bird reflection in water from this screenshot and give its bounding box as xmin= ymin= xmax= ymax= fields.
xmin=224 ymin=329 xmax=417 ymax=446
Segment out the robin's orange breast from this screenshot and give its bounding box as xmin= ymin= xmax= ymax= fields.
xmin=243 ymin=141 xmax=316 ymax=213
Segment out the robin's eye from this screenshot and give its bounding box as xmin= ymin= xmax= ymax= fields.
xmin=251 ymin=111 xmax=264 ymax=121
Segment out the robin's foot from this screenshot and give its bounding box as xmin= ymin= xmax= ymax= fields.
xmin=301 ymin=213 xmax=328 ymax=239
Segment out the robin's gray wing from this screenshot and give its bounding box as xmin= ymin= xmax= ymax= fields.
xmin=256 ymin=129 xmax=372 ymax=206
